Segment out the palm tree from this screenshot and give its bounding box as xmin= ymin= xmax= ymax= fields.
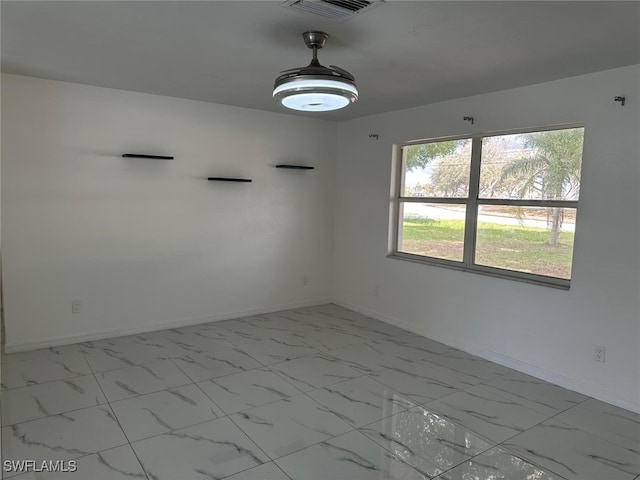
xmin=500 ymin=128 xmax=583 ymax=246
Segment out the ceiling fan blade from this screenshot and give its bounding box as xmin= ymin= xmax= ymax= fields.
xmin=329 ymin=65 xmax=355 ymax=81
xmin=279 ymin=67 xmax=303 ymax=74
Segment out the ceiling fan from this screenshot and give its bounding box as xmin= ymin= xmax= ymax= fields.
xmin=273 ymin=31 xmax=358 ymax=112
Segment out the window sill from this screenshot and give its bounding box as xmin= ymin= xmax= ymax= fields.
xmin=387 ymin=252 xmax=571 ymax=290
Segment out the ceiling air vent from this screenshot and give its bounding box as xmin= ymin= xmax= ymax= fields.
xmin=281 ymin=0 xmax=383 ymax=22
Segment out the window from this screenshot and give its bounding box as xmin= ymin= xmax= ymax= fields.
xmin=391 ymin=126 xmax=584 ymax=288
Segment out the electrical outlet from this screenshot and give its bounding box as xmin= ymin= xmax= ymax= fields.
xmin=72 ymin=300 xmax=81 ymax=314
xmin=594 ymin=345 xmax=606 ymax=363
xmin=374 ymin=284 xmax=380 ymax=297
xmin=303 ymin=275 xmax=309 ymax=286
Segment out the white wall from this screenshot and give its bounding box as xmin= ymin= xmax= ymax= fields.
xmin=332 ymin=65 xmax=640 ymax=412
xmin=1 ymin=74 xmax=336 ymax=351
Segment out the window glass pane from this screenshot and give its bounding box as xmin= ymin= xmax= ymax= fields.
xmin=479 ymin=128 xmax=584 ymax=201
xmin=399 ymin=203 xmax=466 ymax=262
xmin=402 ymin=139 xmax=472 ymax=198
xmin=474 ymin=206 xmax=576 ymax=279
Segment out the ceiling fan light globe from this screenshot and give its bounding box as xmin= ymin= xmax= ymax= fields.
xmin=280 ymin=92 xmax=350 ymax=111
xmin=273 ymin=78 xmax=358 ymax=112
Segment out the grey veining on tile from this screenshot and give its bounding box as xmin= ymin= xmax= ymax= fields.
xmin=478 ymin=371 xmax=589 ymax=417
xmin=197 ymin=368 xmax=301 ymax=414
xmin=306 ymin=376 xmax=415 ymax=427
xmin=110 ymin=384 xmax=223 ymax=441
xmin=370 ymin=337 xmax=447 ymax=363
xmin=428 ymin=350 xmax=515 ymax=382
xmin=503 ymin=418 xmax=640 ymax=480
xmin=79 ymin=338 xmax=168 ymax=373
xmin=237 ymin=336 xmax=318 ymax=365
xmin=553 ymin=398 xmax=640 ymax=455
xmin=384 ymin=334 xmax=454 ymax=357
xmin=1 ymin=352 xmax=92 ymax=390
xmin=95 ymin=359 xmax=192 ymax=402
xmin=12 ymin=445 xmax=147 ymax=480
xmin=3 ymin=345 xmax=81 ymax=364
xmin=269 ymin=353 xmax=361 ymax=392
xmin=132 ymin=417 xmax=269 ymax=480
xmin=425 ymin=385 xmax=548 ymax=443
xmin=359 ymin=405 xmax=494 ymax=477
xmin=216 ymin=319 xmax=294 ymax=342
xmin=223 ymin=461 xmax=291 ymax=480
xmin=370 ymin=361 xmax=472 ymax=404
xmin=148 ymin=328 xmax=235 ymax=357
xmin=199 ymin=324 xmax=259 ymax=346
xmin=172 ymin=348 xmax=261 ymax=382
xmin=2 ymin=405 xmax=128 ymax=475
xmin=289 ymin=328 xmax=368 ymax=351
xmin=276 ymin=430 xmax=428 ymax=480
xmin=436 ymin=446 xmax=563 ymax=480
xmin=230 ymin=394 xmax=352 ymax=459
xmin=326 ymin=342 xmax=412 ymax=374
xmin=1 ymin=375 xmax=107 ymax=425
xmin=241 ymin=314 xmax=317 ymax=334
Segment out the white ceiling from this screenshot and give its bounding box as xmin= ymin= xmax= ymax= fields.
xmin=2 ymin=1 xmax=639 ymax=121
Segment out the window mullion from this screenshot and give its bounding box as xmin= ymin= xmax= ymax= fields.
xmin=463 ymin=137 xmax=483 ymax=267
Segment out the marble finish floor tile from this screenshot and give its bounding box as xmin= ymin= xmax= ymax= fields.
xmin=289 ymin=328 xmax=368 ymax=351
xmin=479 ymin=371 xmax=589 ymax=417
xmin=110 ymin=384 xmax=223 ymax=441
xmin=435 ymin=446 xmax=563 ymax=480
xmin=237 ymin=336 xmax=319 ymax=365
xmin=2 ymin=304 xmax=639 ymax=480
xmin=95 ymin=359 xmax=192 ymax=402
xmin=428 ymin=350 xmax=515 ymax=382
xmin=1 ymin=352 xmax=92 ymax=390
xmin=2 ymin=405 xmax=128 ymax=475
xmin=383 ymin=334 xmax=454 ymax=357
xmin=276 ymin=430 xmax=428 ymax=480
xmin=198 ymin=324 xmax=260 ymax=346
xmin=269 ymin=353 xmax=362 ymax=392
xmin=11 ymin=445 xmax=147 ymax=480
xmin=131 ymin=417 xmax=269 ymax=480
xmin=3 ymin=345 xmax=81 ymax=364
xmin=326 ymin=342 xmax=413 ymax=374
xmin=229 ymin=394 xmax=352 ymax=459
xmin=331 ymin=323 xmax=403 ymax=342
xmin=241 ymin=315 xmax=318 ymax=334
xmin=359 ymin=406 xmax=494 ymax=478
xmin=223 ymin=461 xmax=291 ymax=480
xmin=1 ymin=375 xmax=107 ymax=425
xmin=370 ymin=361 xmax=474 ymax=404
xmin=306 ymin=376 xmax=415 ymax=427
xmin=79 ymin=339 xmax=168 ymax=373
xmin=425 ymin=385 xmax=548 ymax=443
xmin=172 ymin=348 xmax=261 ymax=382
xmin=216 ymin=320 xmax=295 ymax=342
xmin=197 ymin=368 xmax=301 ymax=414
xmin=366 ymin=337 xmax=446 ymax=362
xmin=553 ymin=398 xmax=640 ymax=455
xmin=148 ymin=329 xmax=235 ymax=357
xmin=503 ymin=418 xmax=640 ymax=480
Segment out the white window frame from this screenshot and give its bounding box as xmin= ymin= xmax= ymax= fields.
xmin=388 ymin=124 xmax=584 ymax=289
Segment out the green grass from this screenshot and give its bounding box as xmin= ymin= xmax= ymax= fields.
xmin=401 ymin=217 xmax=574 ymax=278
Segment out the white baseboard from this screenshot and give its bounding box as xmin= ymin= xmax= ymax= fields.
xmin=333 ymin=299 xmax=640 ymax=414
xmin=4 ymin=298 xmax=332 ymax=354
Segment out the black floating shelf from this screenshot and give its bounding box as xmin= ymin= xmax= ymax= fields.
xmin=122 ymin=154 xmax=174 ymax=160
xmin=207 ymin=177 xmax=252 ymax=183
xmin=275 ymin=164 xmax=315 ymax=170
